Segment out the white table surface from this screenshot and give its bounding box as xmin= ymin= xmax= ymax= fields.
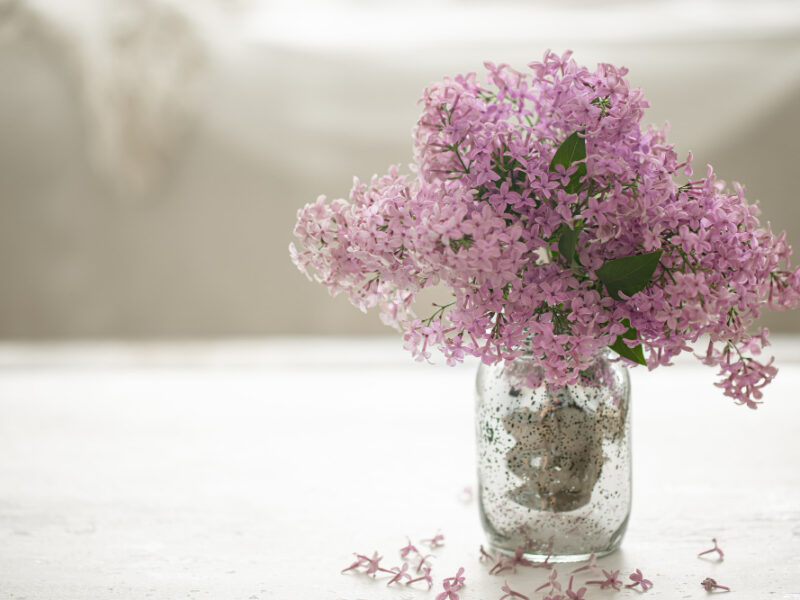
xmin=0 ymin=338 xmax=798 ymax=599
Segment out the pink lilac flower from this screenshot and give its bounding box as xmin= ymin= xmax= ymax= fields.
xmin=291 ymin=50 xmax=800 ymax=408
xmin=499 ymin=580 xmax=530 ymax=600
xmin=407 ymin=566 xmax=434 ymax=589
xmin=355 ymin=551 xmax=392 ymax=577
xmin=570 ymin=552 xmax=598 ymax=574
xmin=400 ymin=538 xmax=419 ymax=558
xmin=436 ymin=568 xmax=466 ymax=600
xmin=489 ymin=557 xmax=513 ymax=575
xmin=341 ymin=554 xmax=368 ymax=574
xmin=536 ymin=549 xmax=553 ymax=569
xmin=480 ymin=545 xmax=496 ymax=562
xmin=698 ymin=537 xmax=725 ymax=560
xmin=513 ymin=547 xmax=535 ymax=567
xmin=444 ymin=567 xmax=466 ymax=588
xmin=386 ymin=562 xmax=412 ymax=586
xmin=458 ymin=486 xmax=475 ymax=503
xmin=436 ymin=583 xmax=461 ymax=600
xmin=625 ymin=568 xmax=653 ymax=591
xmin=489 ymin=548 xmax=533 ymax=576
xmin=564 ymin=576 xmax=587 ymax=599
xmin=422 ymin=533 xmax=446 ymax=549
xmin=416 ymin=553 xmax=434 ymax=572
xmin=586 ymin=569 xmax=623 ymax=590
xmin=535 ymin=568 xmax=562 ymax=593
xmin=701 ymin=577 xmax=731 ymax=592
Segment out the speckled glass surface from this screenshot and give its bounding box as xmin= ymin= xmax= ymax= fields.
xmin=476 ymin=353 xmax=631 ymax=562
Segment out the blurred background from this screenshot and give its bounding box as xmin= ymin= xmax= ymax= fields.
xmin=1 ymin=0 xmax=799 ymax=340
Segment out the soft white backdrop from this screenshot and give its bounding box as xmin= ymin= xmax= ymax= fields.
xmin=1 ymin=0 xmax=800 ymax=337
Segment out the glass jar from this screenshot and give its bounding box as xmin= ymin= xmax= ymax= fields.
xmin=475 ymin=352 xmax=631 ymax=562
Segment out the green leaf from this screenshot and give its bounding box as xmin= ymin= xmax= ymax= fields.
xmin=449 ymin=235 xmax=474 ymax=252
xmin=596 ymin=250 xmax=663 ymax=300
xmin=558 ymin=226 xmax=577 ymax=264
xmin=564 ymin=163 xmax=586 ymax=194
xmin=550 ymin=131 xmax=586 ymax=171
xmin=608 ymin=318 xmax=647 ymax=365
xmin=549 ymin=131 xmax=586 ymax=193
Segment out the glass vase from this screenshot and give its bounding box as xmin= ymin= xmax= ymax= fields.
xmin=475 ymin=352 xmax=631 ymax=562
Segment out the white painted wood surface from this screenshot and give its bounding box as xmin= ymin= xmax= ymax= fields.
xmin=0 ymin=338 xmax=798 ymax=599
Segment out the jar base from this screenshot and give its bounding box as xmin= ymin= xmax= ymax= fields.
xmin=491 ymin=544 xmax=618 ymax=564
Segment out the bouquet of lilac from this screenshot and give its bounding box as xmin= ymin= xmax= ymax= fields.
xmin=290 ymin=50 xmax=800 ymax=408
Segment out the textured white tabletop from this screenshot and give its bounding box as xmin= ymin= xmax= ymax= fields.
xmin=0 ymin=338 xmax=798 ymax=599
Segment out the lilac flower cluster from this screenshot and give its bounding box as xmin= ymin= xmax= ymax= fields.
xmin=481 ymin=545 xmax=653 ymax=598
xmin=291 ymin=50 xmax=800 ymax=406
xmin=342 ymin=534 xmax=443 ymax=590
xmin=340 ymin=530 xmax=734 ymax=597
